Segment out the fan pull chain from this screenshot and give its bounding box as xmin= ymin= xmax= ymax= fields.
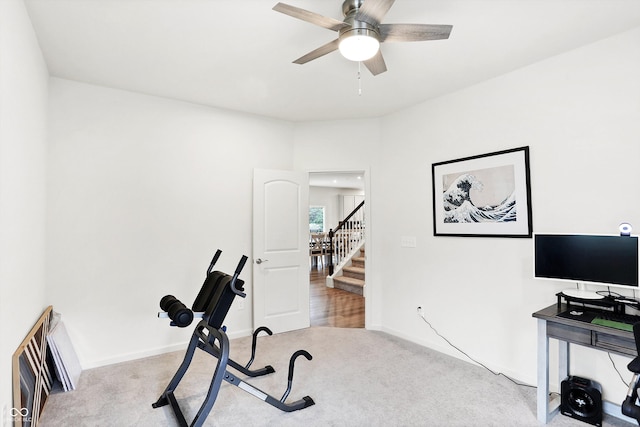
xmin=357 ymin=62 xmax=362 ymax=96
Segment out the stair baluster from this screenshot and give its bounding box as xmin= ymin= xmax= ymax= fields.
xmin=328 ymin=200 xmax=365 ymax=282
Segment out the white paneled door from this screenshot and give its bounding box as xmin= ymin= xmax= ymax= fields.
xmin=253 ymin=169 xmax=310 ymax=334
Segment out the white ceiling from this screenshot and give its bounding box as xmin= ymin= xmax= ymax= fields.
xmin=309 ymin=171 xmax=365 ymax=189
xmin=24 ymin=0 xmax=640 ymax=122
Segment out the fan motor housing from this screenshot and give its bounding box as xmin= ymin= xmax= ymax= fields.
xmin=561 ymin=376 xmax=603 ymax=426
xmin=339 ymin=23 xmax=379 ymax=41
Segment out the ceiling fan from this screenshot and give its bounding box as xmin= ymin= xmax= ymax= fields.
xmin=273 ymin=0 xmax=452 ymax=76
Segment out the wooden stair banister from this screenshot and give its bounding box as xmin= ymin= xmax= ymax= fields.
xmin=328 ymin=200 xmax=365 ymax=275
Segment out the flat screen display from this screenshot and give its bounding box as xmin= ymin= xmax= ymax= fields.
xmin=534 ymin=234 xmax=639 ymax=288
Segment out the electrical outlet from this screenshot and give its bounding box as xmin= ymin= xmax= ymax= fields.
xmin=237 ymin=299 xmax=244 ymax=311
xmin=417 ymin=306 xmax=423 ymax=316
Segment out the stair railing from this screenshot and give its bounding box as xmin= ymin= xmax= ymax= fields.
xmin=328 ymin=200 xmax=365 ymax=275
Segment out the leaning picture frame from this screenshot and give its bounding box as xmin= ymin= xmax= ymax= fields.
xmin=431 ymin=146 xmax=532 ymax=238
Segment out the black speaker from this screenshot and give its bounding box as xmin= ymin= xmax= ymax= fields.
xmin=561 ymin=376 xmax=603 ymax=426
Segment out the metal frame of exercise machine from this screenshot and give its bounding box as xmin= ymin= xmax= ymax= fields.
xmin=623 ymin=322 xmax=640 ymax=424
xmin=153 ymin=250 xmax=315 ymax=427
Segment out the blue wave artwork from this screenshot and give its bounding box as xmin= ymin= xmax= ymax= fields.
xmin=442 ymin=165 xmax=516 ymax=223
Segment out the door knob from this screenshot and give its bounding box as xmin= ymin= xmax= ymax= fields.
xmin=255 ymin=258 xmax=269 ymax=264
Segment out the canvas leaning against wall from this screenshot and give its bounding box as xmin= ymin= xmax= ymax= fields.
xmin=431 ymin=146 xmax=533 ymax=237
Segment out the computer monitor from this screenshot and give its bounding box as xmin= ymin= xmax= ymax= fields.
xmin=533 ymin=233 xmax=639 ymax=299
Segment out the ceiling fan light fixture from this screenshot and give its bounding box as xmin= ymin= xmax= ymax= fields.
xmin=338 ymin=28 xmax=380 ymax=62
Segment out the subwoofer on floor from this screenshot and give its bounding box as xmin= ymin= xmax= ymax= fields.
xmin=561 ymin=376 xmax=603 ymax=426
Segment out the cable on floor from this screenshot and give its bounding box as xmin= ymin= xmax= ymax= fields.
xmin=417 ymin=308 xmax=535 ymax=389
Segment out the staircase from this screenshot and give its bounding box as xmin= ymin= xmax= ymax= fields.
xmin=333 ymin=248 xmax=365 ymax=296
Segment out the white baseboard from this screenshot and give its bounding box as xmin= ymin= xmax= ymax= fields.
xmin=603 ymin=400 xmax=636 ymax=423
xmin=82 ymin=327 xmax=254 ymax=369
xmin=326 ymin=276 xmax=334 ymax=288
xmin=380 ymin=324 xmax=536 ymax=387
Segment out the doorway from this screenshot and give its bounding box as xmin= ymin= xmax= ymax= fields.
xmin=308 ymin=171 xmax=365 ymax=328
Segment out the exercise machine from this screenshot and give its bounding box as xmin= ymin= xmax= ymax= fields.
xmin=153 ymin=250 xmax=315 ymax=426
xmin=622 ymin=322 xmax=640 ymax=424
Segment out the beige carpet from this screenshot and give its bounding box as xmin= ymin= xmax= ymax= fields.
xmin=39 ymin=327 xmax=633 ymax=426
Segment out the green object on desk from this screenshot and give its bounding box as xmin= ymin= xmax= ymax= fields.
xmin=591 ymin=317 xmax=634 ymax=332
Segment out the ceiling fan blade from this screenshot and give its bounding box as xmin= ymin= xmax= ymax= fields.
xmin=293 ymin=39 xmax=341 ymax=64
xmin=355 ymin=0 xmax=396 ymax=26
xmin=379 ymin=24 xmax=453 ymax=42
xmin=363 ymin=50 xmax=387 ymax=76
xmin=273 ymin=2 xmax=349 ymax=32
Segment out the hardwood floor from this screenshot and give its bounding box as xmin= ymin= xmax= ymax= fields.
xmin=310 ymin=266 xmax=364 ymax=328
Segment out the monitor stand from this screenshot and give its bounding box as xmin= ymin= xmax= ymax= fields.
xmin=561 ymin=288 xmax=604 ymax=300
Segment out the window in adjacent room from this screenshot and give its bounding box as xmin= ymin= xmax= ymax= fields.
xmin=309 ymin=206 xmax=325 ymax=233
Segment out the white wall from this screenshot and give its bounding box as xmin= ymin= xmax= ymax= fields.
xmin=375 ymin=26 xmax=640 ymax=404
xmin=47 ymin=79 xmax=294 ymax=368
xmin=0 ymin=0 xmax=49 ymax=421
xmin=293 ymin=119 xmax=382 ymax=329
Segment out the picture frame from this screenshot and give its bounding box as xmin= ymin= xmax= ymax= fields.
xmin=13 ymin=306 xmax=54 ymax=426
xmin=431 ymin=146 xmax=532 ymax=238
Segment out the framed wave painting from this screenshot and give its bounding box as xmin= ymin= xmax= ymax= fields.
xmin=432 ymin=146 xmax=532 ymax=238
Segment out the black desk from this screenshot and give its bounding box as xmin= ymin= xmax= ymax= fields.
xmin=532 ymin=303 xmax=637 ymax=423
